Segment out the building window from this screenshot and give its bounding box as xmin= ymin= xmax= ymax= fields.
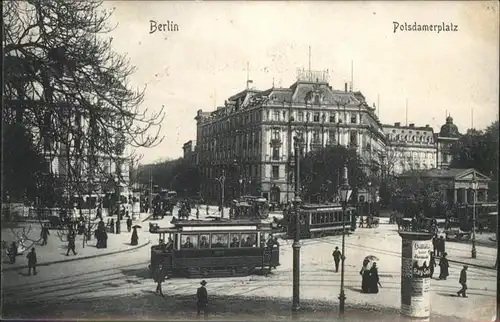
xmin=298 ymin=112 xmax=304 ymax=122
xmin=351 ymin=114 xmax=357 ymax=124
xmin=313 ymin=130 xmax=320 ymax=142
xmin=272 ymin=166 xmax=279 ymax=179
xmin=350 ymin=131 xmax=358 ymax=146
xmin=272 ymin=129 xmax=280 ymax=140
xmin=313 ymin=113 xmax=320 ymax=122
xmin=329 ymin=131 xmax=336 ymax=144
xmin=329 ymin=114 xmax=335 ymax=123
xmin=272 ymin=147 xmax=280 ymax=160
xmin=273 ymin=110 xmax=280 ymax=121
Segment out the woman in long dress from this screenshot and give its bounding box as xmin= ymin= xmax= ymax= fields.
xmin=438 ymin=252 xmax=449 ymax=280
xmin=368 ymin=262 xmax=381 ymax=294
xmin=360 ymin=259 xmax=371 ymax=293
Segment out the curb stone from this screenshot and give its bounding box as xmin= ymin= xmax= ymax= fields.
xmin=2 ymin=240 xmax=151 ymax=272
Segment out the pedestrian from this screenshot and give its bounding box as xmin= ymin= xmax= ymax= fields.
xmin=332 ymin=246 xmax=342 ymax=273
xmin=40 ymin=225 xmax=50 ymax=246
xmin=360 ymin=259 xmax=371 ymax=293
xmin=206 ymin=205 xmax=209 ymax=217
xmin=66 ymin=233 xmax=77 ymax=256
xmin=368 ymin=262 xmax=381 ymax=294
xmin=429 ymin=250 xmax=436 ymax=278
xmin=8 ymin=242 xmax=17 ymax=264
xmin=127 ymin=217 xmax=132 ymax=232
xmin=359 ymin=215 xmax=364 ymax=228
xmin=131 ymin=227 xmax=138 ymax=245
xmin=97 ymin=205 xmax=103 ymax=220
xmin=438 ymin=252 xmax=449 ymax=280
xmin=154 ymin=264 xmax=166 ymax=297
xmin=196 ymin=280 xmax=209 ymax=317
xmin=27 ymin=248 xmax=37 ymax=276
xmin=432 ymin=236 xmax=438 ymax=256
xmin=438 ymin=236 xmax=445 ymax=256
xmin=457 ymin=265 xmax=468 ymax=297
xmin=110 ymin=218 xmax=115 ymax=234
xmin=196 ymin=207 xmax=200 ymax=219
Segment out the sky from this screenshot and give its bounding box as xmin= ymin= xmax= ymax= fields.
xmin=102 ymin=1 xmax=499 ymax=164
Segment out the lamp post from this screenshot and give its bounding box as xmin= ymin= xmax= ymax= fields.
xmin=471 ymin=173 xmax=478 ymax=259
xmin=367 ymin=181 xmax=371 ymax=216
xmin=338 ymin=166 xmax=353 ymax=316
xmin=214 ymin=170 xmax=226 ymax=219
xmin=292 ymin=136 xmax=303 ymax=313
xmin=239 ymin=177 xmax=243 ymax=198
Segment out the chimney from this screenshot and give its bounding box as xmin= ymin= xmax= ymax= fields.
xmin=247 ymin=79 xmax=253 ymax=89
xmin=409 ymin=123 xmax=415 ymax=128
xmin=345 ymin=83 xmax=348 ymax=92
xmin=394 ymin=122 xmax=401 ymax=127
xmin=425 ymin=124 xmax=429 ymax=128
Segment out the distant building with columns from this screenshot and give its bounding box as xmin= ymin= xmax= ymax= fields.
xmin=193 ymin=69 xmax=387 ymax=204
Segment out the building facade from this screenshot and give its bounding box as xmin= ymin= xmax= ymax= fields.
xmin=381 ymin=116 xmax=460 ymax=175
xmin=436 ymin=116 xmax=460 ymax=169
xmin=382 ymin=122 xmax=438 ymax=175
xmin=194 ymin=69 xmax=387 ymax=204
xmin=182 ymin=140 xmax=198 ymax=166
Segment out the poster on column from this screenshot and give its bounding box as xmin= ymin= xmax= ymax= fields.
xmin=410 ymin=239 xmax=432 ymax=317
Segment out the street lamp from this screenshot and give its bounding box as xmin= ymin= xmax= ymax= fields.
xmin=470 ymin=173 xmax=478 ymax=259
xmin=338 ymin=166 xmax=353 ymax=316
xmin=292 ymin=136 xmax=303 ymax=313
xmin=367 ymin=181 xmax=372 ymax=216
xmin=214 ymin=170 xmax=226 ymax=219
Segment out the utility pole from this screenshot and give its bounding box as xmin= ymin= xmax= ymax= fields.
xmin=292 ymin=136 xmax=303 ymax=314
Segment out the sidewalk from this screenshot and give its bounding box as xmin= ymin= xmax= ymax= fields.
xmin=2 ymin=218 xmax=150 ymax=272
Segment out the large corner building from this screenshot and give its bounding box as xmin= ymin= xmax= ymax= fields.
xmin=193 ymin=70 xmax=387 ymax=204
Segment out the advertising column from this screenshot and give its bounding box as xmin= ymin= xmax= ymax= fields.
xmin=399 ymin=231 xmax=434 ymax=319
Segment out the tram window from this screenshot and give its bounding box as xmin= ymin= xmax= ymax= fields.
xmin=312 ymin=214 xmax=316 ymax=224
xmin=329 ymin=213 xmax=334 ymax=222
xmin=335 ymin=211 xmax=340 ymax=222
xmin=241 ymin=233 xmax=257 ymax=247
xmin=230 ymin=233 xmax=241 ymax=248
xmin=211 ymin=233 xmax=229 ymax=248
xmin=181 ymin=235 xmax=198 ymax=249
xmin=199 ymin=234 xmax=210 ymax=248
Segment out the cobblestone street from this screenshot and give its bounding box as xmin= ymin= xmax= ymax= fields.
xmin=2 ymin=219 xmax=496 ymax=321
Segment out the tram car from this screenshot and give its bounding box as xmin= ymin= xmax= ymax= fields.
xmin=149 ymin=218 xmax=280 ymax=278
xmin=284 ymin=204 xmax=357 ymax=239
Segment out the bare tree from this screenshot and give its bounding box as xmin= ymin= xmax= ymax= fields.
xmin=3 ymin=0 xmax=165 ymax=201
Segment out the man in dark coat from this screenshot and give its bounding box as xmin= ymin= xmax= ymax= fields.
xmin=438 ymin=236 xmax=445 ymax=256
xmin=27 ymin=248 xmax=37 ymax=275
xmin=66 ymin=232 xmax=77 ymax=256
xmin=40 ymin=225 xmax=50 ymax=246
xmin=196 ymin=280 xmax=209 ymax=317
xmin=126 ymin=217 xmax=133 ymax=232
xmin=332 ymin=246 xmax=342 ymax=273
xmin=429 ymin=250 xmax=437 ymax=278
xmin=457 ymin=265 xmax=468 ymax=297
xmin=155 ymin=265 xmax=165 ymax=297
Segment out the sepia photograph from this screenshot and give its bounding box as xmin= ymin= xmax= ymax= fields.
xmin=2 ymin=0 xmax=498 ymax=321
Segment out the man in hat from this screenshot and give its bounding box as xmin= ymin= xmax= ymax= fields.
xmin=332 ymin=246 xmax=342 ymax=273
xmin=457 ymin=265 xmax=468 ymax=298
xmin=154 ymin=264 xmax=166 ymax=297
xmin=26 ymin=248 xmax=37 ymax=275
xmin=196 ymin=280 xmax=208 ymax=317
